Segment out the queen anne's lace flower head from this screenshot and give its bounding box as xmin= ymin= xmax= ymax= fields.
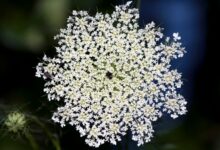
xmin=36 ymin=1 xmax=187 ymax=147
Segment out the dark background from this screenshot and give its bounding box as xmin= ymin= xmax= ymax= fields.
xmin=0 ymin=0 xmax=220 ymax=150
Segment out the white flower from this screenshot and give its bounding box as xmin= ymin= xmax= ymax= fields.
xmin=173 ymin=32 xmax=181 ymax=41
xmin=36 ymin=1 xmax=187 ymax=147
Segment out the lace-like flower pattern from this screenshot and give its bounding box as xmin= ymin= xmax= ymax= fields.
xmin=36 ymin=1 xmax=187 ymax=147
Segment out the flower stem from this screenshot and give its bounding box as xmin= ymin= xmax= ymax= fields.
xmin=125 ymin=133 xmax=129 ymax=150
xmin=30 ymin=116 xmax=61 ymax=150
xmin=136 ymin=0 xmax=141 ymax=9
xmin=25 ymin=132 xmax=39 ymax=150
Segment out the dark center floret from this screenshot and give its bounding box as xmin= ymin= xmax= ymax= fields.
xmin=106 ymin=71 xmax=113 ymax=79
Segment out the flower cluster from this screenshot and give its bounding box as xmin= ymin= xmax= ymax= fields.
xmin=36 ymin=1 xmax=187 ymax=147
xmin=4 ymin=112 xmax=27 ymax=134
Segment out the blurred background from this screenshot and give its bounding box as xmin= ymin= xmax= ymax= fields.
xmin=0 ymin=0 xmax=219 ymax=150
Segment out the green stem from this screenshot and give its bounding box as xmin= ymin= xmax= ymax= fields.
xmin=117 ymin=141 xmax=123 ymax=150
xmin=25 ymin=132 xmax=39 ymax=150
xmin=30 ymin=116 xmax=61 ymax=150
xmin=136 ymin=0 xmax=141 ymax=9
xmin=125 ymin=133 xmax=129 ymax=150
